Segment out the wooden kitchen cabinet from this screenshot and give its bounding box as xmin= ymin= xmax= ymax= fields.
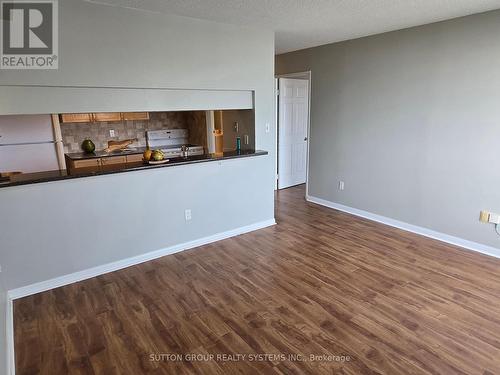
xmin=60 ymin=112 xmax=150 ymax=123
xmin=60 ymin=113 xmax=93 ymax=123
xmin=122 ymin=112 xmax=149 ymax=121
xmin=93 ymin=112 xmax=122 ymax=122
xmin=126 ymin=153 xmax=144 ymax=163
xmin=66 ymin=152 xmax=144 ymax=174
xmin=65 ymin=157 xmax=101 ymax=174
xmin=100 ymin=156 xmax=127 ymax=165
xmin=73 ymin=159 xmax=101 ymax=168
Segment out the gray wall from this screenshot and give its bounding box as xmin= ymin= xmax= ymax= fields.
xmin=0 ymin=1 xmax=274 ymax=369
xmin=0 ymin=0 xmax=270 ymax=90
xmin=221 ymin=110 xmax=256 ymax=151
xmin=276 ymin=10 xmax=500 ymax=251
xmin=0 ymin=157 xmax=271 ymax=289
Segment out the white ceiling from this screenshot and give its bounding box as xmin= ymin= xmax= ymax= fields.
xmin=86 ymin=0 xmax=500 ymax=54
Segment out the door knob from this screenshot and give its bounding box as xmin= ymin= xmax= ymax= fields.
xmin=304 ymin=137 xmax=308 ymax=141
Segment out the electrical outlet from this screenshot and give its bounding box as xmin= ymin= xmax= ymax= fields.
xmin=185 ymin=209 xmax=192 ymax=221
xmin=265 ymin=123 xmax=271 ymax=133
xmin=479 ymin=211 xmax=490 ymax=223
xmin=244 ymin=135 xmax=249 ymax=145
xmin=109 ymin=129 xmax=115 ymax=137
xmin=339 ymin=181 xmax=345 ymax=191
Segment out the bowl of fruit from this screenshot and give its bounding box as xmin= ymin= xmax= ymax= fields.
xmin=143 ymin=149 xmax=169 ymax=165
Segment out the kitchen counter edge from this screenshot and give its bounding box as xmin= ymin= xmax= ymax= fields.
xmin=0 ymin=150 xmax=268 ymax=189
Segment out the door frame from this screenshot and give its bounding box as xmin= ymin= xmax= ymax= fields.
xmin=275 ymin=71 xmax=312 ymax=196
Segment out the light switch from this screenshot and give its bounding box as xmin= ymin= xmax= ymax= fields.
xmin=489 ymin=212 xmax=500 ymax=225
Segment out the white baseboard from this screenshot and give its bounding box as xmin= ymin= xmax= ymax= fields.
xmin=306 ymin=195 xmax=500 ymax=259
xmin=7 ymin=218 xmax=276 ymax=301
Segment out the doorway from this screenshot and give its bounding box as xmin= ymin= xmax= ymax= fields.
xmin=276 ymin=72 xmax=311 ymax=191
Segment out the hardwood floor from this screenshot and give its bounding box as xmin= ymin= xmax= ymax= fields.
xmin=14 ymin=184 xmax=500 ymax=374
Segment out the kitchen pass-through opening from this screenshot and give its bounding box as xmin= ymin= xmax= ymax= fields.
xmin=0 ymin=109 xmax=255 ymax=178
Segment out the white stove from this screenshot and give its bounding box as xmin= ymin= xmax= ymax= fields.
xmin=146 ymin=129 xmax=204 ymax=158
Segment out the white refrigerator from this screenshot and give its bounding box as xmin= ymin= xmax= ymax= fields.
xmin=0 ymin=115 xmax=60 ymax=173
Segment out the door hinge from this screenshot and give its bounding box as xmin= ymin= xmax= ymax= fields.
xmin=275 ymin=89 xmax=280 ymax=96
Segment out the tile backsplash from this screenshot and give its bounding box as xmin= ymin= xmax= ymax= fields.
xmin=61 ymin=111 xmax=188 ymax=153
xmin=186 ymin=111 xmax=207 ymax=151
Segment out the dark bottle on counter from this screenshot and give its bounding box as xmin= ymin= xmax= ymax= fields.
xmin=236 ymin=137 xmax=241 ymax=153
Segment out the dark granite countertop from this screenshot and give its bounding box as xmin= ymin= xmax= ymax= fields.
xmin=66 ymin=147 xmax=148 ymax=160
xmin=0 ymin=150 xmax=268 ymax=189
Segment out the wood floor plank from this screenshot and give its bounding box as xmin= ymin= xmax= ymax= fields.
xmin=14 ymin=184 xmax=500 ymax=374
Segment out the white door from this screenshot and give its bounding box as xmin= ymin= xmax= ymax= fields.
xmin=278 ymin=78 xmax=309 ymax=189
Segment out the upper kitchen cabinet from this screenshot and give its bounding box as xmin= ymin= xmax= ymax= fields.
xmin=60 ymin=113 xmax=93 ymax=123
xmin=93 ymin=112 xmax=122 ymax=122
xmin=59 ymin=112 xmax=150 ymax=123
xmin=122 ymin=112 xmax=149 ymax=121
